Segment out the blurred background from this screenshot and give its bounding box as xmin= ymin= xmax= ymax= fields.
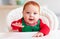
xmin=0 ymin=0 xmax=60 ymax=32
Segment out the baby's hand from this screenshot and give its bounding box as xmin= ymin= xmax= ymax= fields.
xmin=33 ymin=32 xmax=43 ymax=37
xmin=12 ymin=22 xmax=24 ymax=28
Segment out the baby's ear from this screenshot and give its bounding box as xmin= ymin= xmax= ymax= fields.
xmin=22 ymin=11 xmax=24 ymax=16
xmin=22 ymin=11 xmax=23 ymax=13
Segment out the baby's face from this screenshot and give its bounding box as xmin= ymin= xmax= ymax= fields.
xmin=23 ymin=5 xmax=40 ymax=24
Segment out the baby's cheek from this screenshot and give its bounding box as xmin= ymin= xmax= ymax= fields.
xmin=35 ymin=17 xmax=39 ymax=19
xmin=24 ymin=16 xmax=28 ymax=20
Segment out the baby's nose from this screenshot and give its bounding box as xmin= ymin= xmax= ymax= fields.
xmin=30 ymin=14 xmax=33 ymax=17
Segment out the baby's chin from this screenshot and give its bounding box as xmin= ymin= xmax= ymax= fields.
xmin=28 ymin=22 xmax=35 ymax=24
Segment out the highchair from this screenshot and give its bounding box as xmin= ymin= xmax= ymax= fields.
xmin=6 ymin=6 xmax=59 ymax=39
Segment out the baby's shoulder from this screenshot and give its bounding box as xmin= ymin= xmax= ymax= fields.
xmin=12 ymin=18 xmax=22 ymax=24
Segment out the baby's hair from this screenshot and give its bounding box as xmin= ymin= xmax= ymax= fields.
xmin=23 ymin=1 xmax=40 ymax=11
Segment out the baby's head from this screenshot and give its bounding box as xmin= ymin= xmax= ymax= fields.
xmin=22 ymin=1 xmax=40 ymax=25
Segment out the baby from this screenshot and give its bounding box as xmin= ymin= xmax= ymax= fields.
xmin=11 ymin=1 xmax=50 ymax=37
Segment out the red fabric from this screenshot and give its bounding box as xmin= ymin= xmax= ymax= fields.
xmin=11 ymin=18 xmax=50 ymax=35
xmin=39 ymin=19 xmax=50 ymax=36
xmin=11 ymin=19 xmax=22 ymax=32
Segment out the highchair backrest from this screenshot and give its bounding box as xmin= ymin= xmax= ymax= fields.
xmin=6 ymin=6 xmax=59 ymax=32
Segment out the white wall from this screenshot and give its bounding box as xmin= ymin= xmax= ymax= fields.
xmin=36 ymin=0 xmax=60 ymax=14
xmin=0 ymin=0 xmax=60 ymax=14
xmin=46 ymin=0 xmax=60 ymax=14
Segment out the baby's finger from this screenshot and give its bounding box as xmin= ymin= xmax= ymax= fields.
xmin=33 ymin=34 xmax=40 ymax=37
xmin=12 ymin=23 xmax=17 ymax=26
xmin=19 ymin=25 xmax=24 ymax=28
xmin=32 ymin=33 xmax=37 ymax=37
xmin=36 ymin=34 xmax=41 ymax=37
xmin=18 ymin=22 xmax=24 ymax=28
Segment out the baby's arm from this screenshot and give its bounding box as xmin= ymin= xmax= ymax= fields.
xmin=39 ymin=19 xmax=50 ymax=36
xmin=33 ymin=19 xmax=50 ymax=37
xmin=10 ymin=20 xmax=24 ymax=32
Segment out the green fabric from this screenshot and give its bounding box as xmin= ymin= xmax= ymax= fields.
xmin=22 ymin=18 xmax=40 ymax=32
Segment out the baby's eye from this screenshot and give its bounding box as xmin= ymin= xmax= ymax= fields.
xmin=26 ymin=12 xmax=30 ymax=14
xmin=34 ymin=13 xmax=37 ymax=15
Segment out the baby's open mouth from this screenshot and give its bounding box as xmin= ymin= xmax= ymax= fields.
xmin=29 ymin=19 xmax=34 ymax=21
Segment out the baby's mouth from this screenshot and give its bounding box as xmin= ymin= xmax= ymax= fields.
xmin=29 ymin=19 xmax=34 ymax=21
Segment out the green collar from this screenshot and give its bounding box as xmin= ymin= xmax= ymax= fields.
xmin=22 ymin=18 xmax=40 ymax=32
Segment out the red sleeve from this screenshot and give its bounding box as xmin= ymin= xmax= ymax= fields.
xmin=11 ymin=18 xmax=22 ymax=32
xmin=39 ymin=19 xmax=50 ymax=36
